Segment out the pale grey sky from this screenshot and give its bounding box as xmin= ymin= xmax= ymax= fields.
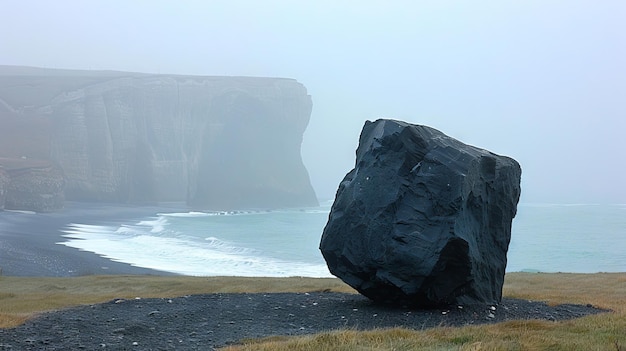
xmin=1 ymin=1 xmax=624 ymax=203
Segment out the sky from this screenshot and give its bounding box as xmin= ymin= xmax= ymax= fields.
xmin=1 ymin=1 xmax=625 ymax=203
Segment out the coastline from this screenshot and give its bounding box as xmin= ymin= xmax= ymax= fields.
xmin=2 ymin=201 xmax=624 ymax=277
xmin=0 ymin=202 xmax=180 ymax=277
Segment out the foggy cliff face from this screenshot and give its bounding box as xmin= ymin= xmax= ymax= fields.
xmin=0 ymin=66 xmax=318 ymax=210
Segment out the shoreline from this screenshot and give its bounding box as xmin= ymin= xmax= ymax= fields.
xmin=0 ymin=202 xmax=181 ymax=277
xmin=2 ymin=201 xmax=624 ymax=277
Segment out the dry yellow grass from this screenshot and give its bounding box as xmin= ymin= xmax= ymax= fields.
xmin=1 ymin=273 xmax=624 ymax=350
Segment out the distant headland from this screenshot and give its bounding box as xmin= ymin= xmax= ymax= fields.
xmin=0 ymin=66 xmax=318 ymax=212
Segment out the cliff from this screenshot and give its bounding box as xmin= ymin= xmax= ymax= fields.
xmin=0 ymin=66 xmax=318 ymax=211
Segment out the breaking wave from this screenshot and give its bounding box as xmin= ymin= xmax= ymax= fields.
xmin=58 ymin=206 xmax=333 ymax=277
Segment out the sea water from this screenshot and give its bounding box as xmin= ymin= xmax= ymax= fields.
xmin=58 ymin=202 xmax=626 ymax=277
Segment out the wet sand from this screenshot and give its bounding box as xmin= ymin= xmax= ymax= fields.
xmin=0 ymin=202 xmax=180 ymax=277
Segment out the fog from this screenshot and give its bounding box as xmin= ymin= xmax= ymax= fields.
xmin=2 ymin=1 xmax=624 ymax=203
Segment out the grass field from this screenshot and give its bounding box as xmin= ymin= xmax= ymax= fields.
xmin=1 ymin=273 xmax=624 ymax=350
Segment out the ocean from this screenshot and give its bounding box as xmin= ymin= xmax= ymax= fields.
xmin=58 ymin=202 xmax=626 ymax=277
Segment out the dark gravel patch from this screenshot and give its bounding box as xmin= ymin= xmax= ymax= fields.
xmin=0 ymin=292 xmax=607 ymax=350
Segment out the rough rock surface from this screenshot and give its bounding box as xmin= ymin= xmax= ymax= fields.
xmin=0 ymin=168 xmax=9 ymax=210
xmin=0 ymin=65 xmax=317 ymax=210
xmin=0 ymin=159 xmax=65 ymax=212
xmin=320 ymin=119 xmax=522 ymax=307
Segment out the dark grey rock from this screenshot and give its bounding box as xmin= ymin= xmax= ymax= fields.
xmin=320 ymin=119 xmax=521 ymax=307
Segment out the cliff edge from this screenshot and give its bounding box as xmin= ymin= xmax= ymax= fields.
xmin=0 ymin=66 xmax=318 ymax=211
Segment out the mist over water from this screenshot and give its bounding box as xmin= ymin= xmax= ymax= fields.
xmin=507 ymin=203 xmax=626 ymax=273
xmin=2 ymin=2 xmax=625 ymax=204
xmin=58 ymin=203 xmax=626 ymax=276
xmin=1 ymin=2 xmax=624 ymax=277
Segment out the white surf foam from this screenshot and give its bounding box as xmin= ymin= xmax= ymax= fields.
xmin=3 ymin=209 xmax=37 ymax=214
xmin=158 ymin=210 xmax=270 ymax=218
xmin=58 ymin=222 xmax=332 ymax=277
xmin=136 ymin=216 xmax=170 ymax=234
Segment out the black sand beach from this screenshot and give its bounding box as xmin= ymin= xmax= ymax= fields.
xmin=0 ymin=203 xmax=611 ymax=350
xmin=0 ymin=202 xmax=178 ymax=277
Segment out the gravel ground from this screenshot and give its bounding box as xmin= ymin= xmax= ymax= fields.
xmin=0 ymin=292 xmax=606 ymax=350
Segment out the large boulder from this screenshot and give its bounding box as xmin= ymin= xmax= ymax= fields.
xmin=0 ymin=65 xmax=317 ymax=210
xmin=320 ymin=119 xmax=521 ymax=307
